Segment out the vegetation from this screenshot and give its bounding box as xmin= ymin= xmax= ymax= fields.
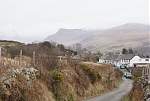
xmin=122 ymin=68 xmax=144 ymax=101
xmin=80 ymin=64 xmax=101 ymax=83
xmin=0 ymin=75 xmax=55 ymax=101
xmin=2 ymin=41 xmax=76 ymax=58
xmin=50 ymin=69 xmax=64 ymax=82
xmin=0 ymin=40 xmax=23 ymax=47
xmin=0 ymin=41 xmax=123 ymax=101
xmin=122 ymin=48 xmax=134 ymax=54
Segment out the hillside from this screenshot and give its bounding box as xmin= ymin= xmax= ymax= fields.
xmin=0 ymin=59 xmax=123 ymax=101
xmin=45 ymin=28 xmax=96 ymax=46
xmin=0 ymin=41 xmax=123 ymax=101
xmin=82 ymin=23 xmax=150 ymax=51
xmin=0 ymin=40 xmax=24 ymax=47
xmin=46 ymin=23 xmax=150 ymax=52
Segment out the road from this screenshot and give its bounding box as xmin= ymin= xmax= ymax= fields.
xmin=85 ymin=78 xmax=133 ymax=101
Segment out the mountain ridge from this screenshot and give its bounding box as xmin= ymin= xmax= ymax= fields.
xmin=45 ymin=23 xmax=150 ymax=52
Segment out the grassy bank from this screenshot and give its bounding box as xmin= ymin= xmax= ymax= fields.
xmin=47 ymin=61 xmax=123 ymax=101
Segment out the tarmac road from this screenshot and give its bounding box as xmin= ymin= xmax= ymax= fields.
xmin=85 ymin=79 xmax=133 ymax=101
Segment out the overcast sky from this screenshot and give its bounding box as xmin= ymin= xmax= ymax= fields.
xmin=0 ymin=0 xmax=149 ymax=42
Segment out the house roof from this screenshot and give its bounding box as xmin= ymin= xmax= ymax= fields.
xmin=103 ymin=54 xmax=120 ymax=61
xmin=117 ymin=54 xmax=135 ymax=60
xmin=101 ymin=53 xmax=148 ymax=61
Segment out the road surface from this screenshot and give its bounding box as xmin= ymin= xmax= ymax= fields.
xmin=85 ymin=79 xmax=133 ymax=101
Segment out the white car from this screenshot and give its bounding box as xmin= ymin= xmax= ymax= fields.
xmin=124 ymin=72 xmax=132 ymax=79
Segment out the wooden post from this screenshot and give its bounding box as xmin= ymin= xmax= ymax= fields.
xmin=19 ymin=49 xmax=22 ymax=66
xmin=33 ymin=51 xmax=35 ymax=66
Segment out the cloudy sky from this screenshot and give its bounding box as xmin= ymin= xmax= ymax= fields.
xmin=0 ymin=0 xmax=149 ymax=42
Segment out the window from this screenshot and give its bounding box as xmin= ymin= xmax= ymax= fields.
xmin=145 ymin=59 xmax=149 ymax=61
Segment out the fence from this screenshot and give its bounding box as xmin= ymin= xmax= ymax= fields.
xmin=142 ymin=64 xmax=150 ymax=80
xmin=0 ymin=47 xmax=32 ymax=67
xmin=0 ymin=47 xmax=75 ymax=68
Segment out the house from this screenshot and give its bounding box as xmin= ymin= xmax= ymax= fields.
xmin=129 ymin=56 xmax=150 ymax=67
xmin=98 ymin=53 xmax=150 ymax=68
xmin=116 ymin=54 xmax=150 ymax=67
xmin=98 ymin=54 xmax=119 ymax=66
xmin=117 ymin=54 xmax=135 ymax=67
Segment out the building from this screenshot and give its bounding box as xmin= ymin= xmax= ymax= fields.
xmin=130 ymin=56 xmax=150 ymax=67
xmin=98 ymin=54 xmax=150 ymax=68
xmin=117 ymin=54 xmax=135 ymax=67
xmin=98 ymin=54 xmax=119 ymax=66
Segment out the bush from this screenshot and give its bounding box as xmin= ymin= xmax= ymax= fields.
xmin=50 ymin=69 xmax=64 ymax=82
xmin=132 ymin=68 xmax=143 ymax=81
xmin=80 ymin=64 xmax=101 ymax=83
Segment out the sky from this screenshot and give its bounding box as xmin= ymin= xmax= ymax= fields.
xmin=0 ymin=0 xmax=149 ymax=42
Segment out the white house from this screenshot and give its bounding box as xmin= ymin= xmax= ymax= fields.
xmin=98 ymin=54 xmax=150 ymax=68
xmin=130 ymin=56 xmax=150 ymax=67
xmin=98 ymin=54 xmax=120 ymax=66
xmin=117 ymin=54 xmax=135 ymax=67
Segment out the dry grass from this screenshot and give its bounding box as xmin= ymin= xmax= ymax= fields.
xmin=48 ymin=61 xmax=123 ymax=101
xmin=0 ymin=74 xmax=55 ymax=101
xmin=0 ymin=58 xmax=123 ymax=101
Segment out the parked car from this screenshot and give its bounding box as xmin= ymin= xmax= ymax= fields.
xmin=124 ymin=72 xmax=132 ymax=79
xmin=120 ymin=64 xmax=126 ymax=69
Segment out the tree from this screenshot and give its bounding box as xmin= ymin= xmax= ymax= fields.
xmin=57 ymin=44 xmax=65 ymax=51
xmin=96 ymin=51 xmax=103 ymax=58
xmin=122 ymin=48 xmax=128 ymax=54
xmin=75 ymin=43 xmax=82 ymax=55
xmin=128 ymin=48 xmax=134 ymax=54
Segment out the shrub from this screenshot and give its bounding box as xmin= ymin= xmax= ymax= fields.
xmin=80 ymin=64 xmax=101 ymax=83
xmin=132 ymin=68 xmax=143 ymax=81
xmin=50 ymin=69 xmax=64 ymax=82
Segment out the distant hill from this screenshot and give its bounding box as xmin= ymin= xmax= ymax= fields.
xmin=0 ymin=40 xmax=24 ymax=47
xmin=46 ymin=23 xmax=150 ymax=52
xmin=45 ymin=28 xmax=96 ymax=46
xmin=82 ymin=23 xmax=150 ymax=51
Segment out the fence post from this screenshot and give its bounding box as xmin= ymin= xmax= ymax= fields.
xmin=33 ymin=51 xmax=35 ymax=66
xmin=19 ymin=49 xmax=23 ymax=66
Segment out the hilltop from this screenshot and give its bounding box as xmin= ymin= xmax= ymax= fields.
xmin=0 ymin=40 xmax=24 ymax=47
xmin=45 ymin=28 xmax=95 ymax=46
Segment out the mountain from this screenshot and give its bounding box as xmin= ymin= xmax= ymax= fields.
xmin=82 ymin=23 xmax=150 ymax=51
xmin=45 ymin=28 xmax=97 ymax=45
xmin=45 ymin=23 xmax=150 ymax=52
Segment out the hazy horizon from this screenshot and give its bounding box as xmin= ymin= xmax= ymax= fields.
xmin=0 ymin=0 xmax=149 ymax=42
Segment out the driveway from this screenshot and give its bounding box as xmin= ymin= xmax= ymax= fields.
xmin=85 ymin=79 xmax=133 ymax=101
